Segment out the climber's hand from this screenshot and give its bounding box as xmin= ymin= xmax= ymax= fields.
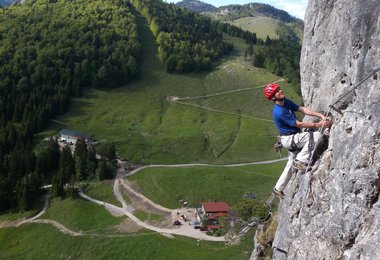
xmin=316 ymin=119 xmax=332 ymax=128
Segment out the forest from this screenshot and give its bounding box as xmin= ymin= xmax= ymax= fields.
xmin=128 ymin=0 xmax=257 ymax=72
xmin=0 ymin=0 xmax=140 ymax=211
xmin=245 ymin=24 xmax=301 ymax=90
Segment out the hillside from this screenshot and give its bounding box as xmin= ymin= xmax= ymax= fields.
xmin=176 ymin=0 xmax=216 ymax=13
xmin=203 ymin=2 xmax=304 ymax=41
xmin=212 ymin=3 xmax=301 ymax=23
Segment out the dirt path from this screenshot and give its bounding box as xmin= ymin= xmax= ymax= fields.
xmin=16 ymin=194 xmax=51 ymax=227
xmin=0 ymin=193 xmax=85 ymax=237
xmin=29 ymin=219 xmax=84 ymax=236
xmin=79 ymin=186 xmax=225 ymax=241
xmin=106 ymin=158 xmax=285 ymax=241
xmin=125 ymin=158 xmax=287 ymax=178
xmin=1 ymin=159 xmax=283 ymax=241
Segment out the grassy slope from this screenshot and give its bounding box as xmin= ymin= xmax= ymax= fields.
xmin=0 ymin=224 xmax=246 ymax=259
xmin=37 ymin=14 xmax=300 ymax=165
xmin=0 ymin=191 xmax=250 ymax=258
xmin=128 ymin=161 xmax=285 ymax=209
xmin=231 ymin=16 xmax=280 ymax=40
xmin=0 ymin=199 xmax=44 ymax=222
xmin=84 ymin=182 xmax=122 ymax=207
xmin=42 ymin=196 xmax=124 ymax=233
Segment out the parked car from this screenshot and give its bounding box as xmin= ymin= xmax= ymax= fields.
xmin=194 ymin=226 xmax=201 ymax=229
xmin=173 ymin=220 xmax=182 ymax=226
xmin=200 ymin=226 xmax=208 ymax=231
xmin=192 ymin=221 xmax=200 ymax=226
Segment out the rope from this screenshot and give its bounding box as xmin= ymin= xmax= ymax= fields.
xmin=332 ymin=67 xmax=380 ymax=106
xmin=305 ymin=109 xmax=331 ymax=171
xmin=174 ymin=78 xmax=284 ymax=101
xmin=302 ymin=66 xmax=380 ymax=172
xmin=173 ymin=100 xmax=273 ymax=123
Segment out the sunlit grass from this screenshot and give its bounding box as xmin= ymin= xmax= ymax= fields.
xmin=128 ymin=161 xmax=286 ymax=209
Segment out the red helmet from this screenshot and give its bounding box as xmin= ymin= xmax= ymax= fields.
xmin=264 ymin=83 xmax=279 ymax=100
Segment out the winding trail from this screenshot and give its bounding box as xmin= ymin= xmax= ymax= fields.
xmin=99 ymin=159 xmax=287 ymax=241
xmin=28 ymin=219 xmax=83 ymax=236
xmin=79 ymin=184 xmax=226 ymax=241
xmin=1 ymin=159 xmax=285 ymax=242
xmin=125 ymin=158 xmax=287 ymax=177
xmin=1 ymin=193 xmax=85 ymax=237
xmin=16 ymin=193 xmax=51 ymax=227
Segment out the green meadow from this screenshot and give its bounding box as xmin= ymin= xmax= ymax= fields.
xmin=128 ymin=161 xmax=285 ymax=209
xmin=42 ymin=196 xmax=124 ymax=233
xmin=83 ymin=182 xmax=122 ymax=207
xmin=0 ymin=224 xmax=248 ymax=259
xmin=231 ymin=16 xmax=281 ymax=40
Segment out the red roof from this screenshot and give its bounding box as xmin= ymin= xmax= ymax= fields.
xmin=207 ymin=225 xmax=221 ymax=230
xmin=207 ymin=212 xmax=227 ymax=220
xmin=202 ymin=202 xmax=229 ymax=213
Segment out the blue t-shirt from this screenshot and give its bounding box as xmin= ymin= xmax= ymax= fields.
xmin=273 ymin=98 xmax=300 ymax=135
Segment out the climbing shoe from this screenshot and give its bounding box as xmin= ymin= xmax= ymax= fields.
xmin=272 ymin=188 xmax=285 ymax=199
xmin=292 ymin=160 xmax=308 ymax=171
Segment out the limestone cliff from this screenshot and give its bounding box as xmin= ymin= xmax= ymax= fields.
xmin=272 ymin=0 xmax=380 ymax=259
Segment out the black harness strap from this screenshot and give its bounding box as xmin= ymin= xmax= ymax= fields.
xmin=289 ymin=134 xmax=301 ymax=152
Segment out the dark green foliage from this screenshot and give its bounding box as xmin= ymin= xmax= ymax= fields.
xmin=16 ymin=171 xmax=42 ymax=211
xmin=74 ymin=139 xmax=88 ymax=181
xmin=211 ymin=3 xmax=304 ymax=25
xmin=248 ymin=25 xmax=301 ymax=90
xmin=128 ymin=0 xmax=243 ymax=73
xmin=215 ymin=22 xmax=257 ymax=44
xmin=252 ymin=203 xmax=269 ymax=220
xmin=51 ymin=146 xmax=75 ymax=198
xmin=232 ymin=198 xmax=269 ymax=221
xmin=95 ymin=143 xmax=117 ymax=180
xmin=58 ymin=146 xmax=75 ymax=184
xmin=87 ymin=146 xmax=97 ymax=179
xmin=50 ymin=142 xmax=99 ymax=197
xmin=35 ymin=139 xmax=60 ymax=180
xmin=96 ymin=158 xmax=116 ymax=180
xmin=97 ymin=143 xmax=116 ymax=162
xmin=176 ymin=0 xmax=217 ymax=13
xmin=0 ymin=0 xmax=139 ymax=210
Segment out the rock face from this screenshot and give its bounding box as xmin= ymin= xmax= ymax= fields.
xmin=272 ymin=1 xmax=380 ymax=259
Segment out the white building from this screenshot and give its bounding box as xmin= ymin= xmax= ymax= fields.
xmin=59 ymin=129 xmax=93 ymax=145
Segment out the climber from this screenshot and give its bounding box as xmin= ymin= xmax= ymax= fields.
xmin=264 ymin=83 xmax=332 ymax=199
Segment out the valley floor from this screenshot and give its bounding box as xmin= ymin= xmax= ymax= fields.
xmin=0 ymin=158 xmax=285 ymax=242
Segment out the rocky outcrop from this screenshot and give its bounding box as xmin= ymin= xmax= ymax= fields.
xmin=272 ymin=1 xmax=380 ymax=259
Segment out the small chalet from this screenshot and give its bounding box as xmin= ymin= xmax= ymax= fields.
xmin=196 ymin=202 xmax=229 ymax=227
xmin=59 ymin=129 xmax=93 ymax=145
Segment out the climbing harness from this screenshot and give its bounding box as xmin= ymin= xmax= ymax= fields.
xmin=289 ymin=134 xmax=301 ymax=152
xmin=273 ymin=136 xmax=282 ymax=157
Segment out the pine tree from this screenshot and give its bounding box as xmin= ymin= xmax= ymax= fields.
xmin=97 ymin=159 xmax=107 ymax=181
xmin=74 ymin=138 xmax=87 ymax=180
xmin=87 ymin=145 xmax=97 ymax=178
